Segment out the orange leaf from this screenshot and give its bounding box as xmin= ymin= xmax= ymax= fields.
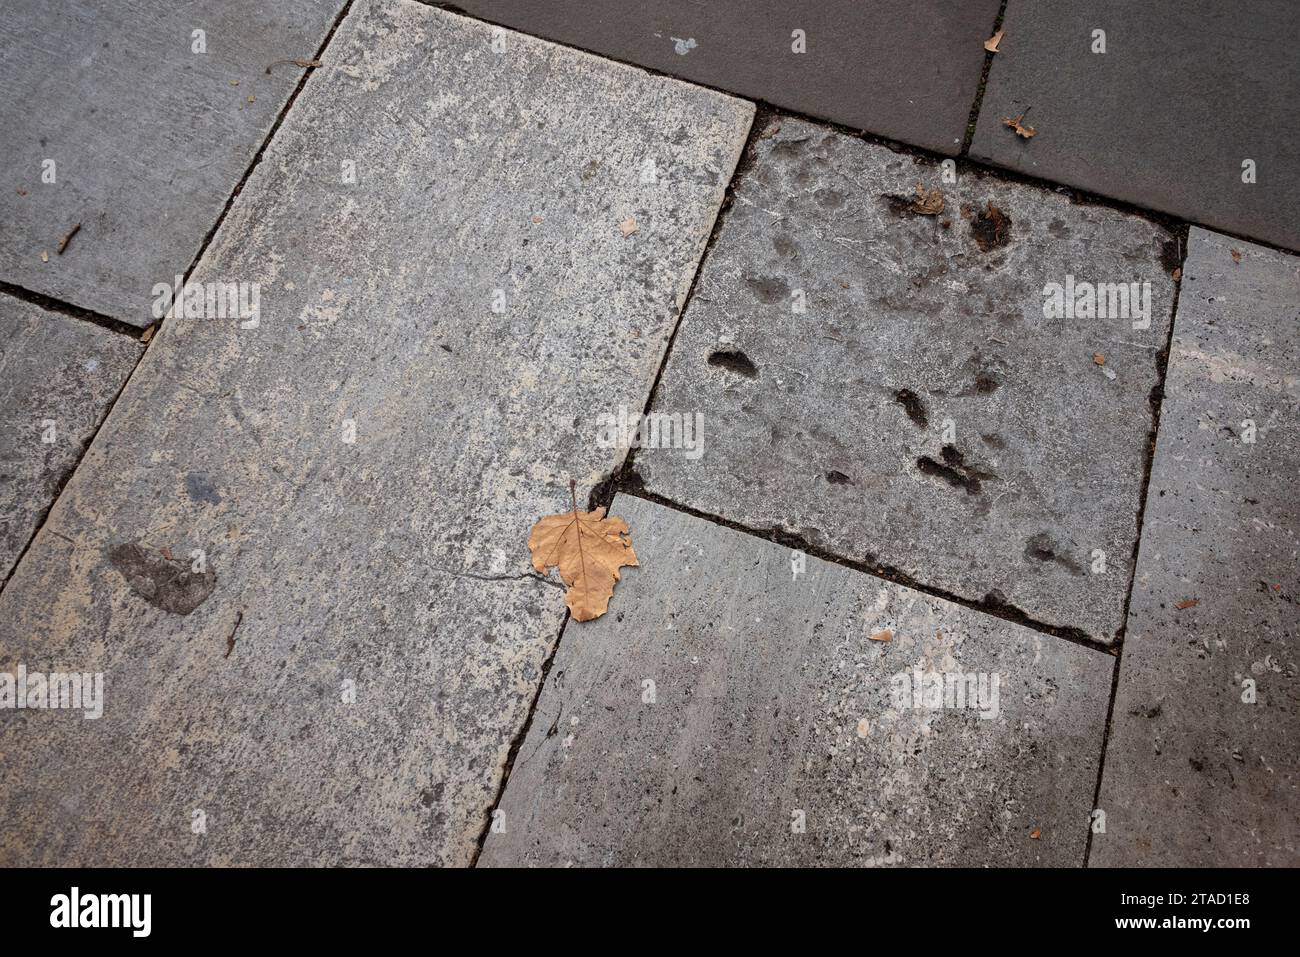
xmin=528 ymin=485 xmax=638 ymax=621
xmin=1003 ymin=113 xmax=1037 ymax=139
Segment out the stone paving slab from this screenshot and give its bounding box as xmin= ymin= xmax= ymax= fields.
xmin=971 ymin=0 xmax=1300 ymax=251
xmin=637 ymin=117 xmax=1177 ymax=644
xmin=0 ymin=0 xmax=752 ymax=867
xmin=0 ymin=296 xmax=141 ymax=581
xmin=480 ymin=496 xmax=1113 ymax=867
xmin=1093 ymin=229 xmax=1300 ymax=867
xmin=0 ymin=0 xmax=348 ymax=325
xmin=452 ymin=0 xmax=1001 ymax=155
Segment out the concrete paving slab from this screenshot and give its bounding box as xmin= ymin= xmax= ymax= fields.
xmin=971 ymin=0 xmax=1300 ymax=251
xmin=0 ymin=296 xmax=141 ymax=581
xmin=480 ymin=496 xmax=1113 ymax=867
xmin=637 ymin=117 xmax=1177 ymax=643
xmin=1093 ymin=229 xmax=1300 ymax=866
xmin=0 ymin=0 xmax=348 ymax=325
xmin=0 ymin=0 xmax=752 ymax=866
xmin=451 ymin=0 xmax=1001 ymax=155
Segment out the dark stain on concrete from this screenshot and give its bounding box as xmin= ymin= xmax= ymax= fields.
xmin=108 ymin=541 xmax=216 ymax=615
xmin=707 ymin=349 xmax=759 ymax=379
xmin=1024 ymin=532 xmax=1083 ymax=575
xmin=743 ymin=274 xmax=789 ymax=304
xmin=894 ymin=388 xmax=928 ymax=428
xmin=916 ymin=445 xmax=998 ymax=495
xmin=185 ymin=471 xmax=222 ymax=505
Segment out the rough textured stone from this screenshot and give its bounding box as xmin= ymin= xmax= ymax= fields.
xmin=1093 ymin=229 xmax=1300 ymax=867
xmin=0 ymin=0 xmax=348 ymax=324
xmin=0 ymin=295 xmax=140 ymax=582
xmin=0 ymin=0 xmax=751 ymax=867
xmin=452 ymin=0 xmax=1001 ymax=155
xmin=637 ymin=117 xmax=1177 ymax=643
xmin=481 ymin=496 xmax=1113 ymax=867
xmin=971 ymin=0 xmax=1300 ymax=251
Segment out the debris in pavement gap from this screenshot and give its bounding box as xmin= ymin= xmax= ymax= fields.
xmin=265 ymin=57 xmax=323 ymax=74
xmin=984 ymin=29 xmax=1004 ymax=53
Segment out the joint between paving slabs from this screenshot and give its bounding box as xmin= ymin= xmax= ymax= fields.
xmin=960 ymin=0 xmax=1009 ymax=157
xmin=0 ymin=2 xmax=357 ymax=603
xmin=473 ymin=102 xmax=770 ymax=867
xmin=424 ymin=1 xmax=1275 ymax=259
xmin=0 ymin=279 xmax=144 ymax=342
xmin=1082 ymin=222 xmax=1190 ymax=866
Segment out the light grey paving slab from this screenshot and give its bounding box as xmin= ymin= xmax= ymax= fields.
xmin=452 ymin=0 xmax=1001 ymax=155
xmin=637 ymin=117 xmax=1178 ymax=644
xmin=0 ymin=0 xmax=752 ymax=867
xmin=481 ymin=496 xmax=1113 ymax=867
xmin=0 ymin=295 xmax=141 ymax=582
xmin=1093 ymin=229 xmax=1300 ymax=867
xmin=970 ymin=0 xmax=1300 ymax=251
xmin=0 ymin=0 xmax=348 ymax=325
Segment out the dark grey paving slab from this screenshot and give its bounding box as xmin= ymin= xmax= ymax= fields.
xmin=0 ymin=0 xmax=348 ymax=325
xmin=481 ymin=496 xmax=1113 ymax=867
xmin=1093 ymin=229 xmax=1300 ymax=867
xmin=452 ymin=0 xmax=1001 ymax=155
xmin=0 ymin=0 xmax=752 ymax=867
xmin=971 ymin=0 xmax=1300 ymax=251
xmin=0 ymin=295 xmax=141 ymax=581
xmin=637 ymin=117 xmax=1177 ymax=644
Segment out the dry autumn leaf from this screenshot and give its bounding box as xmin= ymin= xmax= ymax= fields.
xmin=1174 ymin=598 xmax=1200 ymax=610
xmin=1003 ymin=112 xmax=1037 ymax=139
xmin=1093 ymin=353 xmax=1106 ymax=365
xmin=1230 ymin=248 xmax=1242 ymax=263
xmin=619 ymin=217 xmax=639 ymax=237
xmin=909 ymin=184 xmax=945 ymax=216
xmin=869 ymin=628 xmax=893 ymax=642
xmin=1030 ymin=828 xmax=1042 ymax=840
xmin=528 ymin=481 xmax=638 ymax=621
xmin=984 ymin=29 xmax=1004 ymax=53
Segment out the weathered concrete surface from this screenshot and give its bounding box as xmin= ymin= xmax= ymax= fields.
xmin=0 ymin=295 xmax=140 ymax=581
xmin=0 ymin=0 xmax=752 ymax=867
xmin=453 ymin=0 xmax=1000 ymax=155
xmin=1093 ymin=230 xmax=1300 ymax=867
xmin=637 ymin=117 xmax=1177 ymax=643
xmin=481 ymin=496 xmax=1113 ymax=867
xmin=971 ymin=0 xmax=1300 ymax=251
xmin=0 ymin=0 xmax=348 ymax=324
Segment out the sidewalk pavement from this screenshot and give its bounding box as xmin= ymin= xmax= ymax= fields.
xmin=0 ymin=0 xmax=1295 ymax=867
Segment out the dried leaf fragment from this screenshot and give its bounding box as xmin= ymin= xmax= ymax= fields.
xmin=1230 ymin=248 xmax=1242 ymax=263
xmin=1174 ymin=598 xmax=1200 ymax=610
xmin=909 ymin=184 xmax=945 ymax=216
xmin=528 ymin=482 xmax=638 ymax=621
xmin=869 ymin=628 xmax=893 ymax=642
xmin=984 ymin=29 xmax=1004 ymax=53
xmin=1093 ymin=353 xmax=1106 ymax=365
xmin=1003 ymin=112 xmax=1037 ymax=138
xmin=619 ymin=217 xmax=639 ymax=237
xmin=56 ymin=222 xmax=81 ymax=255
xmin=1030 ymin=828 xmax=1042 ymax=840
